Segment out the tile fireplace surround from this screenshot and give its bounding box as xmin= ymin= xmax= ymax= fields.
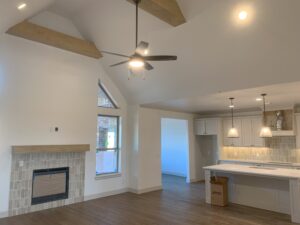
xmin=9 ymin=145 xmax=89 ymax=216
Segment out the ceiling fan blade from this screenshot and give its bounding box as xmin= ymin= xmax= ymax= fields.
xmin=143 ymin=55 xmax=177 ymax=61
xmin=144 ymin=62 xmax=154 ymax=71
xmin=101 ymin=51 xmax=130 ymax=58
xmin=110 ymin=61 xmax=129 ymax=67
xmin=135 ymin=41 xmax=149 ymax=55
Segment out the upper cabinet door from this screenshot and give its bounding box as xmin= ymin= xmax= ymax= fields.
xmin=251 ymin=116 xmax=264 ymax=147
xmin=195 ymin=119 xmax=206 ymax=135
xmin=241 ymin=118 xmax=252 ymax=147
xmin=232 ymin=118 xmax=242 ymax=147
xmin=223 ymin=119 xmax=236 ymax=146
xmin=205 ymin=119 xmax=219 ymax=135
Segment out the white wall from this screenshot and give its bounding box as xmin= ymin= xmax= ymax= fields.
xmin=127 ymin=107 xmax=198 ymax=192
xmin=138 ymin=107 xmax=162 ymax=190
xmin=161 ymin=118 xmax=188 ymax=177
xmin=0 ymin=13 xmax=129 ymax=216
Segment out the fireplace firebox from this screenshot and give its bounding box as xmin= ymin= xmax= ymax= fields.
xmin=31 ymin=167 xmax=69 ymax=205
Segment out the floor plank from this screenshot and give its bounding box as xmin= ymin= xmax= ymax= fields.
xmin=0 ymin=175 xmax=295 ymax=225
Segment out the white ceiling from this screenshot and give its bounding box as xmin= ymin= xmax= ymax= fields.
xmin=69 ymin=0 xmax=300 ymax=106
xmin=2 ymin=0 xmax=300 ymax=113
xmin=48 ymin=0 xmax=97 ymax=18
xmin=0 ymin=0 xmax=54 ymax=34
xmin=144 ymin=81 xmax=300 ymax=113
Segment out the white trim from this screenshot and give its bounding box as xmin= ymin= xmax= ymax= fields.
xmin=95 ymin=173 xmax=122 ymax=180
xmin=188 ymin=178 xmax=204 ymax=183
xmin=0 ymin=211 xmax=9 ymax=219
xmin=128 ymin=185 xmax=162 ymax=194
xmin=84 ymin=188 xmax=128 ymax=201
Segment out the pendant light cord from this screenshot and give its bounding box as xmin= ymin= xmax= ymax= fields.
xmin=263 ymin=95 xmax=265 ymax=113
xmin=231 ymin=107 xmax=234 ymax=127
xmin=262 ymin=93 xmax=267 ymax=126
xmin=230 ymin=98 xmax=234 ymax=128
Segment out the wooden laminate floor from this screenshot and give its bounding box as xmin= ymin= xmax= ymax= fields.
xmin=0 ymin=175 xmax=295 ymax=225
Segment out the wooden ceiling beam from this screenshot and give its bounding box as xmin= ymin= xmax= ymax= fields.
xmin=127 ymin=0 xmax=186 ymax=27
xmin=6 ymin=21 xmax=102 ymax=59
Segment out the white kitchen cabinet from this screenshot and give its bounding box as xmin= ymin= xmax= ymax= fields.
xmin=223 ymin=116 xmax=264 ymax=147
xmin=195 ymin=118 xmax=219 ymax=135
xmin=241 ymin=118 xmax=252 ymax=147
xmin=223 ymin=118 xmax=242 ymax=147
xmin=251 ymin=116 xmax=264 ymax=147
xmin=206 ymin=119 xmax=219 ymax=135
xmin=195 ymin=119 xmax=206 ymax=135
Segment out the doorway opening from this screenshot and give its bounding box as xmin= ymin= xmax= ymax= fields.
xmin=161 ymin=118 xmax=189 ymax=184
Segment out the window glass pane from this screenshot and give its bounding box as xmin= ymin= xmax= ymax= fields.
xmin=98 ymin=84 xmax=116 ymax=108
xmin=97 ymin=116 xmax=118 ymax=149
xmin=96 ymin=115 xmax=120 ymax=175
xmin=96 ymin=150 xmax=118 ymax=175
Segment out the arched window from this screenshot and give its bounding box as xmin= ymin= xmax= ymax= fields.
xmin=97 ymin=81 xmax=118 ymax=109
xmin=96 ymin=81 xmax=121 ymax=176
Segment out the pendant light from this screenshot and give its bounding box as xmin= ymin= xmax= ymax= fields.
xmin=260 ymin=93 xmax=272 ymax=138
xmin=228 ymin=98 xmax=239 ymax=138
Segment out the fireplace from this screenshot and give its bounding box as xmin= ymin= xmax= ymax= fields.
xmin=10 ymin=147 xmax=87 ymax=216
xmin=31 ymin=167 xmax=69 ymax=205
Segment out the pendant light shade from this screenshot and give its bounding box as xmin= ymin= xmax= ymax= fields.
xmin=260 ymin=126 xmax=272 ymax=138
xmin=259 ymin=93 xmax=272 ymax=138
xmin=228 ymin=127 xmax=239 ymax=138
xmin=227 ymin=98 xmax=239 ymax=138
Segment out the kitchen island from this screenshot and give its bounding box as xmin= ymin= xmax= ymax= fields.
xmin=204 ymin=164 xmax=300 ymax=223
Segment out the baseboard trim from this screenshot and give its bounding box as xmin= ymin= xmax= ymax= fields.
xmin=188 ymin=178 xmax=204 ymax=183
xmin=162 ymin=171 xmax=186 ymax=178
xmin=84 ymin=188 xmax=129 ymax=201
xmin=128 ymin=185 xmax=162 ymax=194
xmin=0 ymin=211 xmax=9 ymax=219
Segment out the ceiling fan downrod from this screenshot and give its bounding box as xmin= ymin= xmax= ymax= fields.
xmin=134 ymin=0 xmax=141 ymax=48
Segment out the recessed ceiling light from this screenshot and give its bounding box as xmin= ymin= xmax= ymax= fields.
xmin=256 ymin=98 xmax=262 ymax=101
xmin=229 ymin=105 xmax=235 ymax=108
xmin=239 ymin=11 xmax=248 ymax=20
xmin=17 ymin=3 xmax=27 ymax=10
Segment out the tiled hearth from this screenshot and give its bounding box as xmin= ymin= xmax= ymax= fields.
xmin=9 ymin=150 xmax=86 ymax=216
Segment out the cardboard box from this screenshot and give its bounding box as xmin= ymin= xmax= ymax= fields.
xmin=210 ymin=176 xmax=228 ymax=207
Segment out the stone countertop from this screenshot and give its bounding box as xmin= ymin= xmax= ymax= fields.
xmin=203 ymin=163 xmax=300 ymax=179
xmin=219 ymin=159 xmax=300 ymax=168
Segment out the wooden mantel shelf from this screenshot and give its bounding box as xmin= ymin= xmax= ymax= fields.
xmin=12 ymin=144 xmax=90 ymax=154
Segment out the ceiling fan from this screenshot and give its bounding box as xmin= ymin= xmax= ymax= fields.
xmin=101 ymin=0 xmax=177 ymax=71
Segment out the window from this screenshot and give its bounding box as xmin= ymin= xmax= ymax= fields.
xmin=98 ymin=82 xmax=117 ymax=109
xmin=96 ymin=115 xmax=120 ymax=175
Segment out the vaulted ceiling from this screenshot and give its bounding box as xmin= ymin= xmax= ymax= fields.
xmin=1 ymin=0 xmax=300 ymax=112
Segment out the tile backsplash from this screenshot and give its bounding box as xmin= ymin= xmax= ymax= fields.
xmin=222 ymin=136 xmax=300 ymax=163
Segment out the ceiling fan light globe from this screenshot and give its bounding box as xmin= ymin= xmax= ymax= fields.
xmin=129 ymin=59 xmax=145 ymax=68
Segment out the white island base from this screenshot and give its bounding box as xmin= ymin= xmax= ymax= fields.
xmin=204 ymin=164 xmax=300 ymax=224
